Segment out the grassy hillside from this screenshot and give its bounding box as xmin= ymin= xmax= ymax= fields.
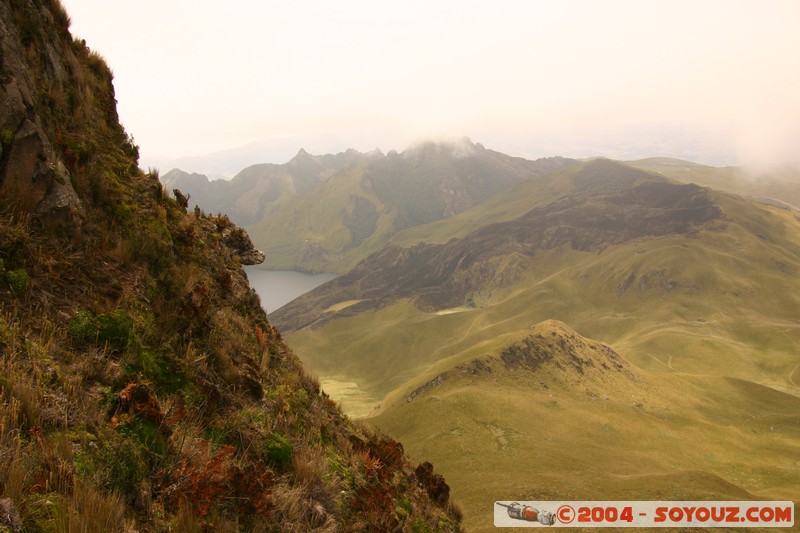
xmin=279 ymin=160 xmax=800 ymax=530
xmin=247 ymin=156 xmax=395 ymax=273
xmin=388 ymin=162 xmax=586 ymax=247
xmin=629 ymin=157 xmax=800 ymax=209
xmin=371 ymin=322 xmax=800 ymax=532
xmin=284 ymin=184 xmax=800 ymax=398
xmin=0 ymin=1 xmax=462 ymax=531
xmin=273 ymin=160 xmax=731 ymax=331
xmin=390 ymin=157 xmax=800 ymax=250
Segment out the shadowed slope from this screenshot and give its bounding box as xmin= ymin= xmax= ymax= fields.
xmin=273 ymin=159 xmax=723 ymax=332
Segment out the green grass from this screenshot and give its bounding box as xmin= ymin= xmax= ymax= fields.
xmin=369 ymin=352 xmax=800 ymax=532
xmin=289 ymin=200 xmax=800 ymax=401
xmin=629 ymin=158 xmax=800 ymax=208
xmin=284 ymin=187 xmax=800 ymax=531
xmin=247 ymin=160 xmax=396 ymax=272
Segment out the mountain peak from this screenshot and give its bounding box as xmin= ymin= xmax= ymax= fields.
xmin=405 ymin=320 xmax=639 ymax=403
xmin=292 ymin=147 xmax=311 ymax=159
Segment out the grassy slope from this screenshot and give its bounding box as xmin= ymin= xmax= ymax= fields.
xmin=162 ymin=167 xmax=298 ymax=226
xmin=248 ymin=147 xmax=577 ymax=273
xmin=629 ymin=157 xmax=800 ymax=208
xmin=285 ymin=185 xmax=800 ymax=530
xmin=288 ymin=192 xmax=800 ymax=400
xmin=389 ymin=163 xmax=581 ymax=247
xmin=163 ymin=150 xmax=368 ymax=228
xmin=391 ymin=158 xmax=800 ymax=250
xmin=372 ymin=346 xmax=800 ymax=532
xmin=0 ymin=2 xmax=463 ymax=530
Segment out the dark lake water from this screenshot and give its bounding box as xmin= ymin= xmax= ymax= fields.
xmin=242 ymin=267 xmax=336 ymax=314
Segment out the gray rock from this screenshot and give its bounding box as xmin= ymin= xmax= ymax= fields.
xmin=221 ymin=225 xmax=265 ymax=265
xmin=0 ymin=1 xmax=83 ymax=227
xmin=0 ymin=498 xmax=21 ymax=533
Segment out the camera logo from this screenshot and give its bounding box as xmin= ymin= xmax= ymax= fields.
xmin=496 ymin=502 xmax=556 ymax=526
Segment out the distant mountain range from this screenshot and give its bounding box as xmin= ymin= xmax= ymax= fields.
xmin=163 ymin=141 xmax=800 ymax=276
xmin=160 ymin=148 xmax=365 ymax=226
xmin=162 ymin=138 xmax=578 ymax=272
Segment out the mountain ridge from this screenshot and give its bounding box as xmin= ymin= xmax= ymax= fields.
xmin=160 ymin=147 xmax=365 ymax=225
xmin=272 ymin=159 xmax=725 ymax=332
xmin=0 ymin=2 xmax=462 ymax=530
xmin=161 ymin=140 xmax=580 ymax=273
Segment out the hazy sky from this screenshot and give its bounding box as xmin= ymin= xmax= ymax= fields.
xmin=61 ymin=1 xmax=800 ymax=172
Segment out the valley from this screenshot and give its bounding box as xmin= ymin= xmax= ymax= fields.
xmin=171 ymin=141 xmax=800 ymax=531
xmin=255 ymin=154 xmax=800 ymax=531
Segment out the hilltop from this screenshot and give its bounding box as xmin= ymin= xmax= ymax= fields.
xmin=372 ymin=320 xmax=800 ymax=532
xmin=0 ymin=1 xmax=461 ymax=531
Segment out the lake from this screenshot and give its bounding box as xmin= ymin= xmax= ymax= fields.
xmin=242 ymin=267 xmax=336 ymax=314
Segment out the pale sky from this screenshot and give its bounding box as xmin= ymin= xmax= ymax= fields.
xmin=61 ymin=0 xmax=800 ymax=173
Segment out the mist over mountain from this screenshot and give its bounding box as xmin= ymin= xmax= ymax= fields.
xmin=165 ymin=138 xmax=579 ymax=273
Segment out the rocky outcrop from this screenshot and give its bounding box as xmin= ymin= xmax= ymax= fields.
xmin=405 ymin=320 xmax=639 ymax=404
xmin=221 ymin=224 xmax=265 ymax=265
xmin=0 ymin=0 xmax=82 ymax=225
xmin=0 ymin=498 xmax=21 ymax=533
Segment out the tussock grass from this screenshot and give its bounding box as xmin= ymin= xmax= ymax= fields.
xmin=53 ymin=480 xmax=126 ymax=533
xmin=0 ymin=3 xmax=464 ymax=529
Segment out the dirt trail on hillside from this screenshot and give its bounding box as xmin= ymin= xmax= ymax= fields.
xmin=789 ymin=363 xmax=800 ymax=388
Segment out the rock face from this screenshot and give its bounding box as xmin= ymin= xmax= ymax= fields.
xmin=0 ymin=0 xmax=82 ymax=224
xmin=220 ymin=223 xmax=265 ymax=265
